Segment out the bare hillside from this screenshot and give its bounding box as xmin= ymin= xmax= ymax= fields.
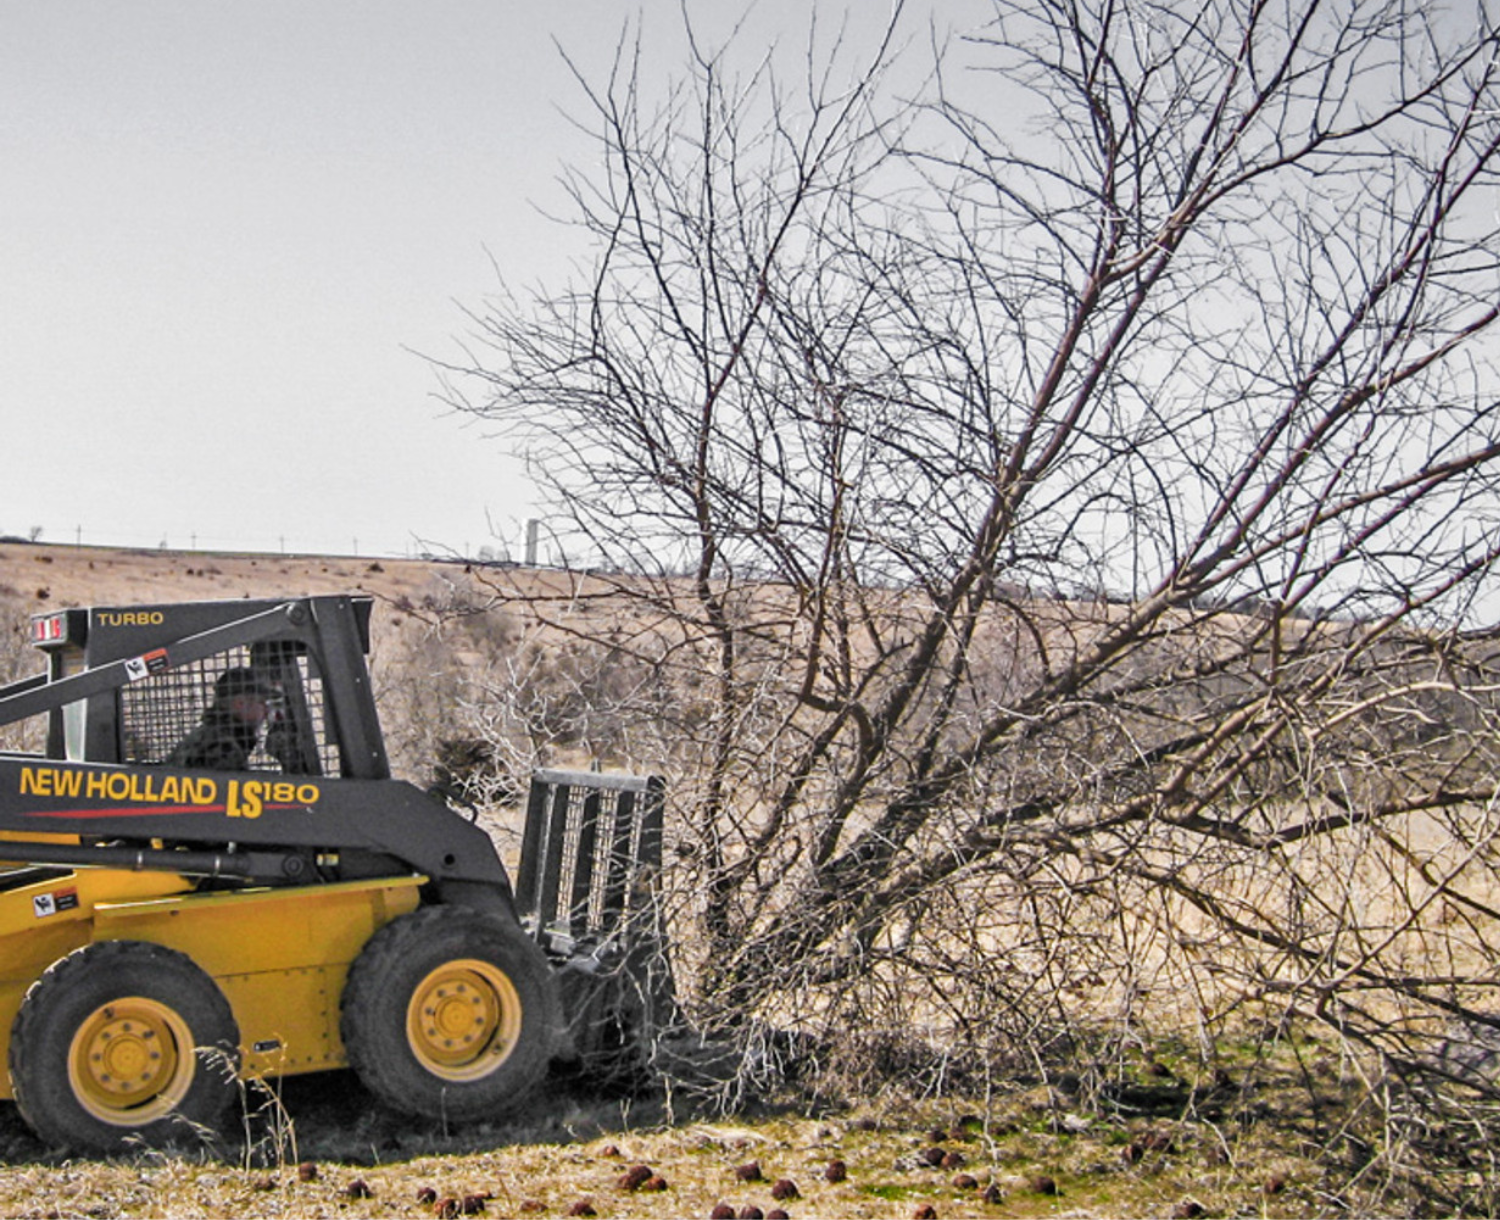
xmin=0 ymin=539 xmax=544 ymax=686
xmin=0 ymin=540 xmax=447 ymax=619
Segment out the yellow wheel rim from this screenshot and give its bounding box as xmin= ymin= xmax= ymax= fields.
xmin=406 ymin=958 xmax=522 ymax=1081
xmin=67 ymin=997 xmax=194 ymax=1125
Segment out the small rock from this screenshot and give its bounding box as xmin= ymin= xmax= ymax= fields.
xmin=734 ymin=1161 xmax=764 ymax=1182
xmin=824 ymin=1160 xmax=848 ymax=1183
xmin=953 ymin=1173 xmax=979 ymax=1190
xmin=343 ymin=1179 xmax=374 ymax=1199
xmin=618 ymin=1165 xmax=654 ymax=1191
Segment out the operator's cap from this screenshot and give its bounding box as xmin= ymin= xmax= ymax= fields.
xmin=214 ymin=667 xmax=279 ymax=702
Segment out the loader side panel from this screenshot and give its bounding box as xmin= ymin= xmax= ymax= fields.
xmin=90 ymin=877 xmax=423 ymax=1079
xmin=0 ymin=874 xmax=422 ymax=1098
xmin=0 ymin=869 xmax=197 ymax=1099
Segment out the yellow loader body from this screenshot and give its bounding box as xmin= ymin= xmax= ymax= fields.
xmin=0 ymin=867 xmax=421 ymax=1097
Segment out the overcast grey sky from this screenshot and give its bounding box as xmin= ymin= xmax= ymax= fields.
xmin=2 ymin=1 xmax=935 ymax=559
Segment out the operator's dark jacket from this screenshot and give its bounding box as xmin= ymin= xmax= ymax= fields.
xmin=167 ymin=712 xmax=259 ymax=772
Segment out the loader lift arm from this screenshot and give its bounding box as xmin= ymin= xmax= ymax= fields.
xmin=0 ymin=595 xmax=513 ymax=903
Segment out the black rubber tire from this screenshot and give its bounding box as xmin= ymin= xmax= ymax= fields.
xmin=340 ymin=905 xmax=557 ymax=1123
xmin=9 ymin=940 xmax=240 ymax=1154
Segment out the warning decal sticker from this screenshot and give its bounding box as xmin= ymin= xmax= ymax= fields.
xmin=32 ymin=888 xmax=78 ymax=919
xmin=123 ymin=649 xmax=170 ymax=682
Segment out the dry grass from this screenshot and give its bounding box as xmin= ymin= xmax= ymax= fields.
xmin=0 ymin=1044 xmax=1429 ymax=1220
xmin=0 ymin=542 xmax=438 ymax=606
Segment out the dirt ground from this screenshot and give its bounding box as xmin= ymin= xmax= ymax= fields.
xmin=0 ymin=1054 xmax=1416 ymax=1220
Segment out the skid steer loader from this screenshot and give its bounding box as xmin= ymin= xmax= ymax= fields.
xmin=0 ymin=594 xmax=669 ymax=1153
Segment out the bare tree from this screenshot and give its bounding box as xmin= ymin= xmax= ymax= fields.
xmin=437 ymin=0 xmax=1500 ymax=1185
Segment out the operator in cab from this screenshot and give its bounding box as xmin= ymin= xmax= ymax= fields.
xmin=168 ymin=667 xmax=281 ymax=771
